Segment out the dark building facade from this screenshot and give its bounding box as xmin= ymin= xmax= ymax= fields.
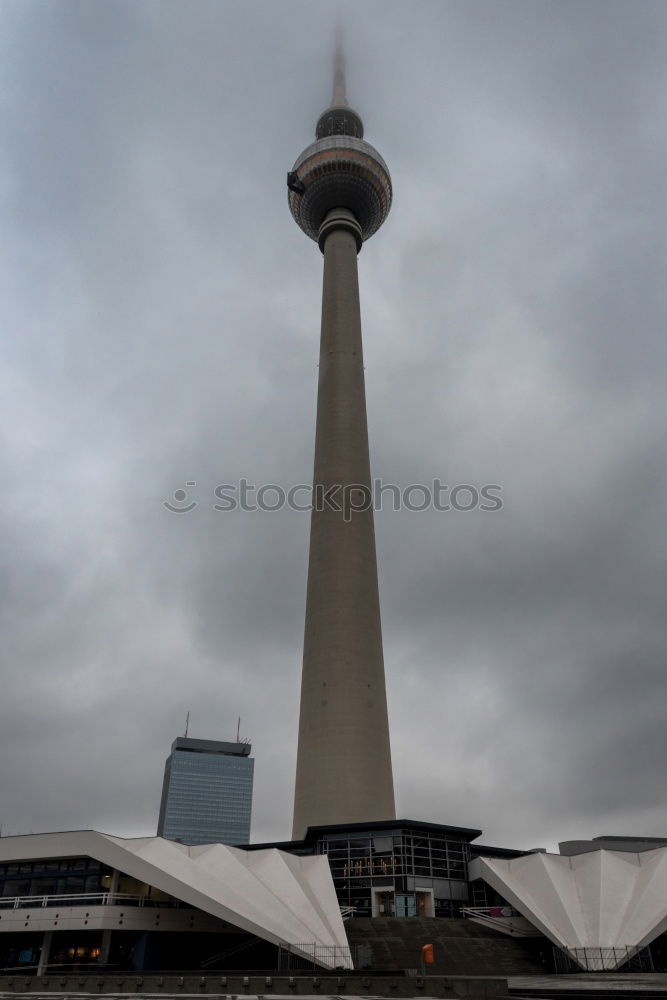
xmin=157 ymin=737 xmax=253 ymax=846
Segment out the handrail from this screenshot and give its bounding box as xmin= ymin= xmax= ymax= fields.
xmin=200 ymin=936 xmax=262 ymax=969
xmin=0 ymin=892 xmax=187 ymax=910
xmin=462 ymin=905 xmax=519 ymax=918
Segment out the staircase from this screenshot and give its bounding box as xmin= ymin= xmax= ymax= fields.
xmin=345 ymin=917 xmax=549 ymax=976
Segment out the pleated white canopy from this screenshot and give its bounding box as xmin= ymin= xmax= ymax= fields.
xmin=471 ymin=847 xmax=667 ymax=970
xmin=0 ymin=830 xmax=352 ymax=968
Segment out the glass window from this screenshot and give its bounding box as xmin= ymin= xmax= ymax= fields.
xmin=395 ymin=893 xmax=416 ymax=917
xmin=3 ymin=880 xmax=30 ymax=896
xmin=30 ymin=878 xmax=57 ymax=895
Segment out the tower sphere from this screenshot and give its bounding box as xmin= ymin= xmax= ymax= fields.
xmin=288 ymin=110 xmax=392 ymax=249
xmin=315 ymin=105 xmax=364 ymax=140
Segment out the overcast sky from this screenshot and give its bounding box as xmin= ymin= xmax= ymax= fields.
xmin=1 ymin=0 xmax=666 ymax=851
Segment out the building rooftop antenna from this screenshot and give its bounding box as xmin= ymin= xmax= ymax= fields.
xmin=184 ymin=710 xmax=190 ymax=738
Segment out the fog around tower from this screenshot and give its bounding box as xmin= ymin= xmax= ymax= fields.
xmin=1 ymin=0 xmax=666 ymax=848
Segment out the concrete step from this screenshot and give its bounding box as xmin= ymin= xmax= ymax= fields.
xmin=346 ymin=917 xmax=548 ymax=977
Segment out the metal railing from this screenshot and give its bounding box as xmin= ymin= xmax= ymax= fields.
xmin=462 ymin=905 xmax=520 ymax=919
xmin=554 ymin=944 xmax=655 ymax=973
xmin=278 ymin=943 xmax=355 ymax=971
xmin=0 ymin=892 xmax=188 ymax=911
xmin=200 ymin=936 xmax=263 ymax=970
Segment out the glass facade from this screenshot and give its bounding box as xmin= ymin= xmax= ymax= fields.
xmin=313 ymin=824 xmax=474 ymax=918
xmin=0 ymin=856 xmax=110 ymax=900
xmin=157 ymin=738 xmax=254 ymax=846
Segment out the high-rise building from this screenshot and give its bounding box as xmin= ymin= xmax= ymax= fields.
xmin=288 ymin=33 xmax=395 ymax=839
xmin=157 ymin=737 xmax=253 ymax=846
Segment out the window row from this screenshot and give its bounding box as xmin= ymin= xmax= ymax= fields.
xmin=0 ymin=858 xmax=103 ymax=878
xmin=1 ymin=874 xmax=105 ymax=898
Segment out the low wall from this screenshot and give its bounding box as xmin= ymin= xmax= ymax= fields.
xmin=0 ymin=972 xmax=510 ymax=998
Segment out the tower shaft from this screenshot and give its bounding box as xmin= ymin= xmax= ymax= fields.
xmin=292 ymin=210 xmax=395 ymax=840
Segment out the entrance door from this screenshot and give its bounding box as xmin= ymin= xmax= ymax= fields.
xmin=415 ymin=890 xmax=434 ymax=917
xmin=375 ymin=890 xmax=395 ymax=916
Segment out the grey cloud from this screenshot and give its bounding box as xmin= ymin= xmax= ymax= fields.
xmin=1 ymin=0 xmax=666 ymax=849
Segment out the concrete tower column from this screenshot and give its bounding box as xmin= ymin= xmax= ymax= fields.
xmin=291 ymin=211 xmax=395 ymax=839
xmin=288 ymin=37 xmax=395 ymax=840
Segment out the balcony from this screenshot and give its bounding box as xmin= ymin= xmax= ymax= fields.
xmin=0 ymin=893 xmax=187 ymax=911
xmin=0 ymin=892 xmax=225 ymax=935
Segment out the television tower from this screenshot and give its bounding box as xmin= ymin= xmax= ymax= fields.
xmin=288 ymin=30 xmax=395 ymax=839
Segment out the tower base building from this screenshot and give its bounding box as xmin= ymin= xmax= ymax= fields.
xmin=2 ymin=826 xmax=667 ymax=980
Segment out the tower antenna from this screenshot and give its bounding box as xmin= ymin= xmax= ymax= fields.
xmin=332 ymin=20 xmax=347 ymax=106
xmin=184 ymin=710 xmax=190 ymax=738
xmin=236 ymin=716 xmax=241 ymax=743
